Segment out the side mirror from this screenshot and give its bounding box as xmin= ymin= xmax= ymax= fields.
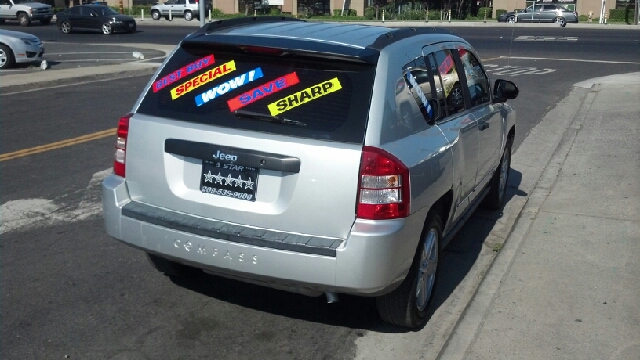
xmin=492 ymin=79 xmax=518 ymax=103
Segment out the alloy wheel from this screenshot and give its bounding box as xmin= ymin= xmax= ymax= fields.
xmin=61 ymin=21 xmax=71 ymax=34
xmin=102 ymin=23 xmax=112 ymax=35
xmin=0 ymin=49 xmax=7 ymax=68
xmin=415 ymin=228 xmax=438 ymax=312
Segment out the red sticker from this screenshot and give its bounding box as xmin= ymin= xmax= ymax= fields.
xmin=153 ymin=54 xmax=215 ymax=93
xmin=227 ymin=72 xmax=300 ymax=112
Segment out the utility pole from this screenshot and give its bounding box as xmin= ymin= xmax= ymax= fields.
xmin=635 ymin=0 xmax=639 ymax=25
xmin=199 ymin=0 xmax=205 ymax=26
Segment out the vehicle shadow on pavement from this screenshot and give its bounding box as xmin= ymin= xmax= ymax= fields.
xmin=168 ymin=169 xmax=524 ymax=333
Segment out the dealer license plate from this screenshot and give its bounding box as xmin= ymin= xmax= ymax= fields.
xmin=200 ymin=160 xmax=258 ymax=201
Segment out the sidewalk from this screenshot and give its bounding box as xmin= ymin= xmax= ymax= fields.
xmin=439 ymin=73 xmax=640 ymax=359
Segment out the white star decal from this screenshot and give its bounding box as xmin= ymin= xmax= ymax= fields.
xmin=203 ymin=171 xmax=215 ymax=183
xmin=235 ymin=175 xmax=244 ymax=187
xmin=244 ymin=177 xmax=254 ymax=190
xmin=225 ymin=174 xmax=234 ymax=186
xmin=213 ymin=172 xmax=224 ymax=184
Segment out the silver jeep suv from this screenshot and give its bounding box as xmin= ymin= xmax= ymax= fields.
xmin=150 ymin=0 xmax=199 ymax=21
xmin=102 ymin=17 xmax=518 ymax=328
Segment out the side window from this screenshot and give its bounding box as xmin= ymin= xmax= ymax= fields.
xmin=176 ymin=0 xmax=186 ymax=5
xmin=401 ymin=56 xmax=434 ymax=122
xmin=428 ymin=49 xmax=465 ymax=116
xmin=383 ymin=57 xmax=432 ymax=143
xmin=457 ymin=49 xmax=490 ymax=107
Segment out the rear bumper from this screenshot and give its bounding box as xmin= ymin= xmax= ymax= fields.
xmin=103 ymin=175 xmax=420 ymax=297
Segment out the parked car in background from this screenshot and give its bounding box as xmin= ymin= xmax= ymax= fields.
xmin=55 ymin=4 xmax=136 ymax=35
xmin=102 ymin=17 xmax=518 ymax=329
xmin=0 ymin=0 xmax=53 ymax=26
xmin=0 ymin=28 xmax=43 ymax=69
xmin=498 ymin=4 xmax=578 ymax=26
xmin=150 ymin=0 xmax=200 ymax=21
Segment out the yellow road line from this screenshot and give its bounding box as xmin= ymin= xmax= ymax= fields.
xmin=0 ymin=128 xmax=117 ymax=162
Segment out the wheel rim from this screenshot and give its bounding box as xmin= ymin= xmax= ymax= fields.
xmin=508 ymin=16 xmax=515 ymax=23
xmin=499 ymin=148 xmax=510 ymax=201
xmin=555 ymin=17 xmax=565 ymax=25
xmin=416 ymin=228 xmax=438 ymax=312
xmin=152 ymin=11 xmax=159 ymax=19
xmin=102 ymin=23 xmax=111 ymax=34
xmin=62 ymin=22 xmax=70 ymax=33
xmin=19 ymin=14 xmax=28 ymax=25
xmin=451 ymin=86 xmax=463 ymax=106
xmin=0 ymin=49 xmax=7 ymax=68
xmin=185 ymin=12 xmax=192 ymax=20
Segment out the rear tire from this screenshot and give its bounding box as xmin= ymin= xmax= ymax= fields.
xmin=151 ymin=10 xmax=160 ymax=20
xmin=102 ymin=22 xmax=112 ymax=35
xmin=507 ymin=15 xmax=516 ymax=23
xmin=554 ymin=17 xmax=566 ymax=27
xmin=376 ymin=213 xmax=441 ymax=328
xmin=18 ymin=12 xmax=30 ymax=26
xmin=482 ymin=142 xmax=511 ymax=210
xmin=184 ymin=10 xmax=193 ymax=21
xmin=60 ymin=20 xmax=72 ymax=34
xmin=0 ymin=44 xmax=16 ymax=69
xmin=147 ymin=253 xmax=200 ymax=277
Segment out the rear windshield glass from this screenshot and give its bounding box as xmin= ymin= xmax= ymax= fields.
xmin=137 ymin=45 xmax=376 ymax=144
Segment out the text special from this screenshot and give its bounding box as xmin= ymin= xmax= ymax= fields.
xmin=153 ymin=55 xmax=214 ymax=93
xmin=195 ymin=67 xmax=264 ymax=106
xmin=227 ymin=72 xmax=299 ymax=112
xmin=268 ymin=77 xmax=342 ymax=116
xmin=171 ymin=60 xmax=236 ymax=100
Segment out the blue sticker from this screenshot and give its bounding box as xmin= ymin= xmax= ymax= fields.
xmin=195 ymin=67 xmax=264 ymax=107
xmin=405 ymin=72 xmax=433 ymax=119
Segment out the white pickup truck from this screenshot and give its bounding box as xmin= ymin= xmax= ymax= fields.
xmin=150 ymin=0 xmax=200 ymax=21
xmin=0 ymin=0 xmax=53 ymax=26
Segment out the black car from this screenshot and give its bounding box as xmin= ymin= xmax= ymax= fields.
xmin=55 ymin=4 xmax=136 ymax=35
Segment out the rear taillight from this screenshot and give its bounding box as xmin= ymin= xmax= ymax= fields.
xmin=113 ymin=113 xmax=132 ymax=177
xmin=357 ymin=146 xmax=410 ymax=220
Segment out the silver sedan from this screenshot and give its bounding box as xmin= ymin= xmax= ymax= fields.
xmin=0 ymin=28 xmax=44 ymax=69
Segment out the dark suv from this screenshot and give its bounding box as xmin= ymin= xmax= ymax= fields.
xmin=102 ymin=17 xmax=518 ymax=328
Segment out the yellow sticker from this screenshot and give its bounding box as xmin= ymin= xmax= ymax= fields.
xmin=170 ymin=60 xmax=236 ymax=100
xmin=267 ymin=77 xmax=342 ymax=116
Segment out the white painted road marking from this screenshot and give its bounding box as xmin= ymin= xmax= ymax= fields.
xmin=515 ymin=36 xmax=578 ymax=41
xmin=484 ymin=64 xmax=556 ymax=76
xmin=500 ymin=56 xmax=640 ymax=65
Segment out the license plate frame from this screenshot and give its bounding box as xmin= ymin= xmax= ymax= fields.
xmin=200 ymin=160 xmax=258 ymax=202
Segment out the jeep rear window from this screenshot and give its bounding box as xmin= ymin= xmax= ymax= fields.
xmin=136 ymin=45 xmax=376 ymax=144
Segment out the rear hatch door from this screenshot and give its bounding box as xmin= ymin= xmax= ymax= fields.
xmin=128 ymin=42 xmax=376 ymax=239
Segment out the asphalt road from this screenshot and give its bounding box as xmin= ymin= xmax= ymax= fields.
xmin=1 ymin=24 xmax=639 ymax=360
